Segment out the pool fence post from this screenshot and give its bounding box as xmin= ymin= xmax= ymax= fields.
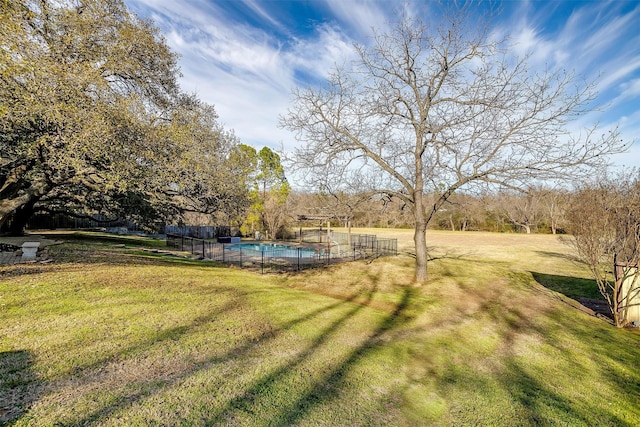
xmin=261 ymin=250 xmax=264 ymax=274
xmin=297 ymin=248 xmax=300 ymax=271
xmin=326 ymin=225 xmax=330 ymax=264
xmin=202 ymin=239 xmax=205 ymax=258
xmin=222 ymin=244 xmax=225 ymax=263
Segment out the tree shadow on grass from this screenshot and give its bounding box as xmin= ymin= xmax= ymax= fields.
xmin=414 ymin=275 xmax=640 ymax=425
xmin=530 ymin=271 xmax=614 ymax=321
xmin=0 ymin=350 xmax=40 ymax=426
xmin=204 ymin=277 xmax=389 ymax=425
xmin=497 ymin=286 xmax=640 ymax=425
xmin=502 ymin=357 xmax=635 ymax=426
xmin=501 ymin=311 xmax=640 ymax=426
xmin=39 ymin=232 xmax=164 ymax=248
xmin=4 ymin=236 xmax=417 ymax=424
xmin=55 ymin=275 xmax=391 ymax=425
xmin=269 ymin=285 xmax=416 ymax=426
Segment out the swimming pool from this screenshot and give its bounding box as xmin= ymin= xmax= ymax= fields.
xmin=225 ymin=243 xmax=317 ymax=258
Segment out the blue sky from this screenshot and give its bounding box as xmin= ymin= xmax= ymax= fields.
xmin=124 ymin=0 xmax=640 ymax=168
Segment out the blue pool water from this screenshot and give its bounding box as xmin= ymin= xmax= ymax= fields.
xmin=225 ymin=243 xmax=317 ymax=258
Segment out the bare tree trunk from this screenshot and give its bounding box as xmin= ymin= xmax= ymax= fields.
xmin=613 ymin=261 xmax=624 ymax=327
xmin=414 ymin=220 xmax=428 ymax=283
xmin=414 ymin=189 xmax=428 ymax=283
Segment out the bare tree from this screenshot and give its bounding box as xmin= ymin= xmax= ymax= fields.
xmin=565 ymin=175 xmax=640 ymax=327
xmin=435 ymin=192 xmax=486 ymax=231
xmin=537 ymin=186 xmax=570 ymax=234
xmin=499 ymin=189 xmax=541 ymax=234
xmin=261 ymin=184 xmax=291 ymax=239
xmin=281 ymin=6 xmax=627 ymax=282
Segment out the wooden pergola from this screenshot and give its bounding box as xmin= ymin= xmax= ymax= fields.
xmin=296 ymin=213 xmax=353 ymax=244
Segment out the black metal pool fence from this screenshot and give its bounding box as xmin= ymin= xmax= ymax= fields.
xmin=166 ymin=230 xmax=397 ymax=273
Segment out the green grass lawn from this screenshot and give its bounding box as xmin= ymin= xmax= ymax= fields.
xmin=1 ymin=230 xmax=639 ymax=426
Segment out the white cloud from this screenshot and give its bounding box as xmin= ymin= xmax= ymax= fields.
xmin=580 ymin=4 xmax=637 ymax=59
xmin=598 ymin=57 xmax=640 ymax=94
xmin=287 ymin=23 xmax=354 ymax=82
xmin=324 ymin=0 xmax=390 ymax=37
xmin=124 ymin=0 xmax=365 ymax=156
xmin=621 ymin=78 xmax=640 ymax=97
xmin=124 ymin=0 xmax=640 ymax=171
xmin=497 ymin=0 xmax=640 ymax=168
xmin=239 ymin=0 xmax=288 ymax=33
xmin=510 ymin=25 xmax=557 ymax=66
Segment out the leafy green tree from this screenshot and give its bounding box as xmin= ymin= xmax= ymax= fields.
xmin=236 ymin=146 xmax=290 ymax=238
xmin=256 ymin=147 xmax=290 ymax=238
xmin=0 ymin=0 xmax=201 ymax=233
xmin=1 ymin=0 xmax=244 ymax=234
xmin=162 ymin=94 xmax=250 ymax=228
xmin=257 ymin=147 xmax=286 ymax=198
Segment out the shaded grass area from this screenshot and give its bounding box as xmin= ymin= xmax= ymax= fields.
xmin=531 ymin=272 xmax=602 ymax=301
xmin=1 ymin=231 xmax=639 ymax=425
xmin=528 ymin=247 xmax=601 ymax=301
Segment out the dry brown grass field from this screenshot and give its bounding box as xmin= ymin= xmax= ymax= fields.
xmin=339 ymin=227 xmax=578 ymax=272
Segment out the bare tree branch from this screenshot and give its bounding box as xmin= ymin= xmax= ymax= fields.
xmin=281 ymin=7 xmax=629 ymax=283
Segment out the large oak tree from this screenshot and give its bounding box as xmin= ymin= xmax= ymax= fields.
xmin=281 ymin=7 xmax=627 ymax=282
xmin=1 ymin=0 xmax=240 ymax=233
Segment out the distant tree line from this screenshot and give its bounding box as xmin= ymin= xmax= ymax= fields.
xmin=286 ymin=186 xmax=570 ymax=235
